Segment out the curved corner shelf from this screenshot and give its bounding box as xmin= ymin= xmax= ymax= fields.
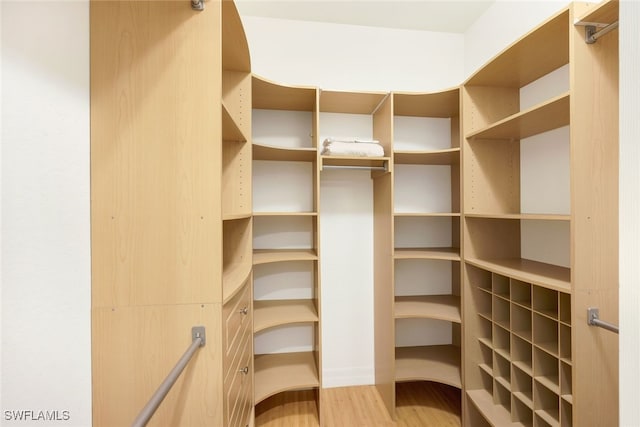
xmin=464 ymin=8 xmax=570 ymax=88
xmin=222 ymin=0 xmax=251 ymax=72
xmin=223 ymin=260 xmax=252 ymax=303
xmin=320 ymin=90 xmax=388 ymax=115
xmin=466 ymin=92 xmax=570 ymax=140
xmin=254 ymin=351 xmax=320 ymax=404
xmin=394 ymin=295 xmax=461 ymax=323
xmin=252 ymin=75 xmax=317 ymax=111
xmin=394 ymin=247 xmax=460 ymax=261
xmin=393 ymin=88 xmax=460 ymax=118
xmin=253 ymin=142 xmax=317 ymax=162
xmin=394 ymin=148 xmax=460 ymax=165
xmin=253 ymin=249 xmax=318 ymax=265
xmin=395 ymin=345 xmax=462 ymax=389
xmin=253 ymin=299 xmax=319 ymax=333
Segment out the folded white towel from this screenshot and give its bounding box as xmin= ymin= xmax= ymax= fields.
xmin=323 ymin=138 xmax=380 ymax=147
xmin=321 ymin=140 xmax=385 ymax=157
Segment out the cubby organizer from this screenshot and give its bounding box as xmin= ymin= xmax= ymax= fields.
xmin=465 ymin=265 xmax=573 ymax=427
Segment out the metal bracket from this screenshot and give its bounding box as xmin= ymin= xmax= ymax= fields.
xmin=191 ymin=0 xmax=204 ymax=11
xmin=585 ymin=25 xmax=598 ymax=44
xmin=192 ymin=326 xmax=206 ymax=346
xmin=587 ymin=308 xmax=619 ymax=334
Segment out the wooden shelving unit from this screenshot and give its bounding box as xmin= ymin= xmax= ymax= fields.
xmin=94 ymin=0 xmax=618 ymax=426
xmin=251 ymin=75 xmax=323 ymax=418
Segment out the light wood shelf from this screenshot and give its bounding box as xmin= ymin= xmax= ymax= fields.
xmin=394 ymin=212 xmax=461 ymax=218
xmin=575 ymin=0 xmax=618 ymax=26
xmin=253 ymin=211 xmax=318 ymax=217
xmin=393 ymin=89 xmax=459 ymax=118
xmin=464 ymin=8 xmax=570 ymax=88
xmin=465 ymin=213 xmax=570 ymax=221
xmin=223 ymin=261 xmax=252 ymax=303
xmin=395 ymin=345 xmax=462 ymax=388
xmin=465 ymin=257 xmax=570 ymax=293
xmin=467 ymin=389 xmax=517 ymax=426
xmin=320 ymin=155 xmax=389 ymax=170
xmin=394 ymin=247 xmax=460 ymax=261
xmin=394 ymin=295 xmax=461 ymax=323
xmin=253 ymin=142 xmax=317 ymax=162
xmin=252 ymin=75 xmax=316 ymax=111
xmin=222 ymin=101 xmax=249 ymax=142
xmin=393 ymin=148 xmax=460 ymax=165
xmin=253 ymin=249 xmax=318 ymax=265
xmin=320 ymin=90 xmax=387 ymax=114
xmin=254 ymin=351 xmax=320 ymax=404
xmin=223 ymin=212 xmax=252 ymax=221
xmin=467 ymin=92 xmax=570 ymax=140
xmin=253 ymin=299 xmax=319 ymax=333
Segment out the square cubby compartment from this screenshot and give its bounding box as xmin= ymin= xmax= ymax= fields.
xmin=492 ymin=273 xmax=510 ymax=299
xmin=534 ymin=380 xmax=560 ymax=426
xmin=512 ymin=394 xmax=534 ymax=427
xmin=560 ymin=361 xmax=572 ymax=400
xmin=494 ymin=379 xmax=511 ymax=413
xmin=559 ymin=324 xmax=571 ymax=363
xmin=512 ymin=334 xmax=533 ymax=376
xmin=467 ymin=264 xmax=492 ymax=292
xmin=475 ymin=286 xmax=492 ymax=321
xmin=493 ymin=351 xmax=511 ymax=388
xmin=493 ymin=295 xmax=510 ymax=330
xmin=478 ymin=316 xmax=492 ymax=346
xmin=511 ymin=303 xmax=532 ymax=342
xmin=512 ymin=363 xmax=533 ymax=409
xmin=533 ymin=286 xmax=558 ymax=320
xmin=479 ymin=339 xmax=493 ymax=374
xmin=561 ymin=398 xmax=573 ymax=427
xmin=559 ymin=292 xmax=571 ymax=325
xmin=533 ymin=313 xmax=559 ymax=356
xmin=493 ymin=324 xmax=510 ymax=360
xmin=511 ymin=279 xmax=532 ymax=308
xmin=533 ymin=347 xmax=559 ymax=395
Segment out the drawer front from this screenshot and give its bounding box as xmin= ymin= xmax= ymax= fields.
xmin=225 ymin=327 xmax=253 ymax=427
xmin=223 ymin=278 xmax=251 ymax=372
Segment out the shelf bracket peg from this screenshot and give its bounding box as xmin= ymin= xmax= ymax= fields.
xmin=191 ymin=0 xmax=204 ymax=11
xmin=585 ymin=25 xmax=597 ymax=44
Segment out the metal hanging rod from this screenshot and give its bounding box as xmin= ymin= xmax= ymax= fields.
xmin=132 ymin=326 xmax=206 ymax=427
xmin=585 ymin=21 xmax=618 ymax=44
xmin=322 ymin=164 xmax=388 ymax=172
xmin=587 ymin=308 xmax=619 ymax=334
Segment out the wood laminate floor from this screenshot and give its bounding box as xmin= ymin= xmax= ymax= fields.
xmin=255 ymin=381 xmax=462 ymax=427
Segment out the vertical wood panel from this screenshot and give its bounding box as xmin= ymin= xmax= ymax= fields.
xmin=373 ymin=173 xmax=395 ymax=419
xmin=91 ymin=1 xmax=222 ymax=308
xmin=92 ymin=304 xmax=223 ymax=427
xmin=570 ymin=3 xmax=619 ymax=425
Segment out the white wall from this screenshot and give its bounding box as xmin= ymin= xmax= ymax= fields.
xmin=1 ymin=2 xmax=91 ymax=426
xmin=619 ymin=2 xmax=640 ymax=425
xmin=242 ymin=16 xmax=464 ymax=92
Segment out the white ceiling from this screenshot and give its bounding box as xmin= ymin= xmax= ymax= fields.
xmin=234 ymin=0 xmax=495 ymax=33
